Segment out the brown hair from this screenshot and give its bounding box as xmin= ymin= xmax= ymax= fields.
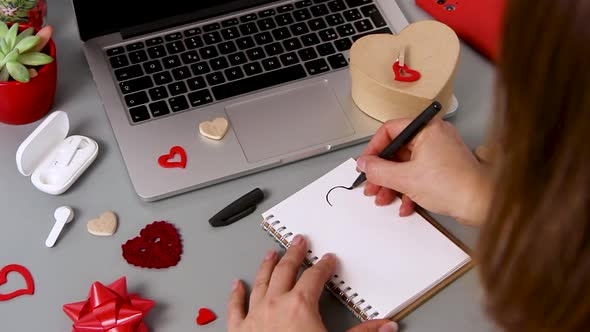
xmin=478 ymin=0 xmax=590 ymax=331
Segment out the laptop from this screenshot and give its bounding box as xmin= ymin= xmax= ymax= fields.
xmin=72 ymin=0 xmax=456 ymax=201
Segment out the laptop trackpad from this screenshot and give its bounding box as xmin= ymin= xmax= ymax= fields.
xmin=225 ymin=81 xmax=355 ymax=163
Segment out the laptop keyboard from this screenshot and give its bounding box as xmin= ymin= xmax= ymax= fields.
xmin=105 ymin=0 xmax=392 ymax=124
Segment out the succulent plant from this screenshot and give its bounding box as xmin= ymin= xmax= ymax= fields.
xmin=0 ymin=21 xmax=53 ymax=83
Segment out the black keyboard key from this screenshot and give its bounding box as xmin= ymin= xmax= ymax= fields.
xmin=162 ymin=55 xmax=182 ymax=69
xmin=187 ymin=76 xmax=207 ymax=91
xmin=148 ymin=86 xmax=169 ymax=101
xmin=200 ymin=46 xmax=219 ymax=59
xmin=184 ymin=27 xmax=201 ymax=37
xmin=277 ymin=4 xmax=294 ymax=12
xmin=129 ymin=50 xmax=148 ymax=63
xmin=109 ymin=55 xmax=129 ymax=68
xmin=185 ymin=36 xmax=204 ymax=49
xmin=222 ymin=18 xmax=240 ymax=27
xmin=169 ymin=95 xmax=190 ymax=112
xmin=334 ymin=37 xmax=353 ymax=51
xmin=236 ymin=36 xmax=256 ymax=49
xmin=191 ymin=61 xmax=211 ymax=75
xmin=224 ymin=66 xmax=245 ymax=80
xmin=124 ymin=91 xmax=149 ymax=107
xmin=243 ymin=62 xmax=263 ymax=76
xmin=259 ymin=9 xmax=276 ymax=17
xmin=257 ymin=18 xmax=276 ymax=31
xmin=316 ymin=42 xmax=336 ymax=56
xmin=206 ymin=71 xmax=226 ymax=85
xmin=204 ymin=31 xmax=222 ymax=45
xmin=301 ymin=33 xmax=321 ymax=46
xmin=180 ymin=50 xmax=200 ymax=64
xmin=293 ymin=8 xmax=312 ymax=21
xmin=262 ymin=57 xmax=282 ymax=71
xmin=290 ymin=22 xmax=310 ymax=36
xmin=211 ymin=57 xmax=230 ymax=70
xmin=188 ymin=90 xmax=214 ymax=107
xmin=280 ymin=52 xmax=299 ymax=66
xmin=203 ymin=22 xmax=221 ymax=32
xmin=172 ymin=66 xmax=192 ymax=80
xmin=254 ymin=31 xmax=273 ymax=45
xmin=298 ymin=47 xmax=318 ymax=61
xmin=228 ymin=52 xmax=248 ymax=66
xmin=165 ymin=32 xmax=183 ymax=41
xmin=337 ymin=23 xmax=356 ymax=37
xmin=213 ymin=64 xmax=307 ymax=100
xmin=120 ymin=76 xmax=153 ymax=94
xmin=314 ymin=0 xmax=330 ymax=3
xmin=221 ymin=27 xmax=240 ymax=40
xmin=275 ymin=13 xmax=294 ymax=26
xmin=239 ymin=22 xmax=259 ymax=35
xmin=354 ymin=19 xmax=373 ymax=32
xmin=147 ymin=45 xmax=167 ymax=59
xmin=153 ymin=71 xmax=173 ymax=85
xmin=304 ymin=58 xmax=330 ymax=75
xmin=107 ymin=47 xmax=124 ymax=56
xmin=166 ymin=41 xmax=185 ymax=54
xmin=309 ymin=17 xmax=327 ymax=31
xmin=218 ymin=41 xmax=238 ymax=54
xmin=126 ymin=42 xmax=144 ymax=51
xmin=283 ymin=37 xmax=303 ymax=51
xmin=345 ymin=0 xmax=371 ymax=7
xmin=328 ymin=0 xmax=347 ymax=12
xmin=272 ymin=27 xmax=292 ymax=40
xmin=146 ymin=37 xmax=163 ymax=46
xmin=352 ymin=27 xmax=391 ymax=41
xmin=246 ymin=47 xmax=266 ymax=60
xmin=149 ymin=101 xmax=170 ymax=117
xmin=168 ymin=81 xmax=188 ymax=96
xmin=326 ymin=13 xmax=344 ymax=26
xmin=115 ymin=64 xmax=143 ymax=81
xmin=343 ymin=8 xmax=362 ymax=21
xmin=264 ymin=42 xmax=284 ymax=56
xmin=361 ymin=5 xmax=387 ymax=27
xmin=296 ymin=0 xmax=313 ymax=7
xmin=240 ymin=13 xmax=258 ymax=22
xmin=327 ymin=53 xmax=348 ymax=69
xmin=129 ymin=105 xmax=150 ymax=122
xmin=318 ymin=28 xmax=338 ymax=41
xmin=143 ymin=60 xmax=163 ymax=74
xmin=310 ymin=4 xmax=329 ymax=16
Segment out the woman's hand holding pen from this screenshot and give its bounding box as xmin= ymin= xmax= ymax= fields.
xmin=356 ymin=118 xmax=492 ymax=226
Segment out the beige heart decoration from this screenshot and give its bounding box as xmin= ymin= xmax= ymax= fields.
xmin=349 ymin=20 xmax=460 ymax=122
xmin=199 ymin=117 xmax=229 ymax=140
xmin=87 ymin=211 xmax=118 ymax=236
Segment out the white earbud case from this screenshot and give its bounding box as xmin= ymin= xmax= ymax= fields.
xmin=16 ymin=111 xmax=99 ymax=195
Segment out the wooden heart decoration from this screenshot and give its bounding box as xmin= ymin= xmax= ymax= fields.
xmin=0 ymin=264 xmax=35 ymax=301
xmin=196 ymin=308 xmax=217 ymax=326
xmin=158 ymin=146 xmax=187 ymax=169
xmin=350 ymin=20 xmax=460 ymax=122
xmin=199 ymin=117 xmax=229 ymax=140
xmin=87 ymin=211 xmax=118 ymax=236
xmin=121 ymin=221 xmax=183 ymax=269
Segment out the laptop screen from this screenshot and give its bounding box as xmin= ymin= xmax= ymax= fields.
xmin=73 ymin=0 xmax=278 ymax=41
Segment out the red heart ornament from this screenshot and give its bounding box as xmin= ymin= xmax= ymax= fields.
xmin=158 ymin=146 xmax=187 ymax=169
xmin=392 ymin=61 xmax=421 ymax=82
xmin=122 ymin=221 xmax=183 ymax=269
xmin=196 ymin=308 xmax=217 ymax=326
xmin=0 ymin=264 xmax=35 ymax=301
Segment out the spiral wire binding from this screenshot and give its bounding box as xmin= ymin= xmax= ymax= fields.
xmin=261 ymin=215 xmax=380 ymax=321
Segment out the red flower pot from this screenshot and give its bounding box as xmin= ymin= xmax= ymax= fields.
xmin=0 ymin=24 xmax=57 ymax=125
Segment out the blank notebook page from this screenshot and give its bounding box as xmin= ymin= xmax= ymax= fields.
xmin=262 ymin=158 xmax=470 ymax=319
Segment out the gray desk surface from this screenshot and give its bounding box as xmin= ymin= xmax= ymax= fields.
xmin=0 ymin=0 xmax=496 ymax=331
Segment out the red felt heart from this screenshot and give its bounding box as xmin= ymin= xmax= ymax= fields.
xmin=158 ymin=146 xmax=187 ymax=169
xmin=392 ymin=61 xmax=421 ymax=82
xmin=0 ymin=264 xmax=35 ymax=301
xmin=121 ymin=221 xmax=183 ymax=269
xmin=196 ymin=308 xmax=217 ymax=326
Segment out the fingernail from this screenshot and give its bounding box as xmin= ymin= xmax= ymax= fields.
xmin=357 ymin=157 xmax=366 ymax=172
xmin=291 ymin=235 xmax=304 ymax=246
xmin=232 ymin=279 xmax=240 ymax=292
xmin=322 ymin=253 xmax=335 ymax=261
xmin=265 ymin=249 xmax=276 ymax=261
xmin=378 ymin=322 xmax=399 ymax=332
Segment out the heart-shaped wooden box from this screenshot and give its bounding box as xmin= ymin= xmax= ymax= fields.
xmin=349 ymin=20 xmax=460 ymax=122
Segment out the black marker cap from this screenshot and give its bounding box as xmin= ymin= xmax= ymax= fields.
xmin=209 ymin=188 xmax=265 ymax=227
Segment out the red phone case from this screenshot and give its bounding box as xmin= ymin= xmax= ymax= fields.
xmin=415 ymin=0 xmax=506 ymax=62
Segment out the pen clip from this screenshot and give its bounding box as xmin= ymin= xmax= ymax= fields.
xmin=219 ymin=205 xmax=257 ymax=227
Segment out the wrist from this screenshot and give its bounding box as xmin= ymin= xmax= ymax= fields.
xmin=456 ymin=166 xmax=494 ymax=226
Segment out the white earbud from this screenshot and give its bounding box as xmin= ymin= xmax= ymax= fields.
xmin=54 ymin=136 xmax=83 ymax=168
xmin=45 ymin=206 xmax=74 ymax=248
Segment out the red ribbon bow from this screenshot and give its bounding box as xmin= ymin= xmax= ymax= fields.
xmin=63 ymin=276 xmax=154 ymax=332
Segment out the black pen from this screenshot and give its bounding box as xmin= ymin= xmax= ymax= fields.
xmin=351 ymin=101 xmax=443 ymax=189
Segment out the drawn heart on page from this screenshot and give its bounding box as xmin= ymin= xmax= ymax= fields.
xmin=121 ymin=221 xmax=182 ymax=269
xmin=349 ymin=20 xmax=460 ymax=122
xmin=196 ymin=308 xmax=217 ymax=326
xmin=199 ymin=117 xmax=229 ymax=140
xmin=0 ymin=264 xmax=35 ymax=301
xmin=158 ymin=146 xmax=187 ymax=169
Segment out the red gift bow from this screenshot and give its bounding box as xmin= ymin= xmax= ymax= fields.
xmin=63 ymin=276 xmax=154 ymax=332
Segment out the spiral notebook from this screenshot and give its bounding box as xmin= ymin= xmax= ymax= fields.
xmin=261 ymin=158 xmax=472 ymax=321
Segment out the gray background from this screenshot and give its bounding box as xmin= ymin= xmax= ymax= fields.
xmin=0 ymin=0 xmax=496 ymax=331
